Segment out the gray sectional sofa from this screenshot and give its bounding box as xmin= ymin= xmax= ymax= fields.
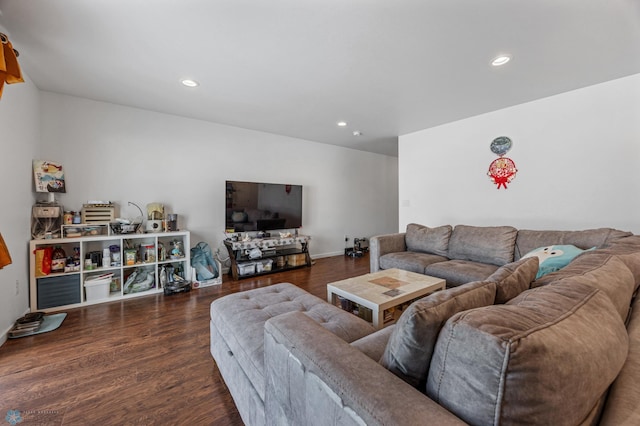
xmin=370 ymin=223 xmax=632 ymax=286
xmin=210 ymin=225 xmax=640 ymax=425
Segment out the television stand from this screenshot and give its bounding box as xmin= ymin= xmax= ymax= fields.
xmin=224 ymin=235 xmax=311 ymax=280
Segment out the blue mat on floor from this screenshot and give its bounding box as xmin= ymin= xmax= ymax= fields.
xmin=8 ymin=313 xmax=67 ymax=339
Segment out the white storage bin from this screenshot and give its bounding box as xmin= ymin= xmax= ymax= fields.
xmin=238 ymin=262 xmax=256 ymax=276
xmin=260 ymin=259 xmax=273 ymax=272
xmin=84 ymin=275 xmax=112 ymax=301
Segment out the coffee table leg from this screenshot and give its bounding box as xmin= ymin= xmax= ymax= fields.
xmin=373 ymin=308 xmax=382 ymax=329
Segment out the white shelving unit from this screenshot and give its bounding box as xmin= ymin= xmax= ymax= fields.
xmin=29 ymin=231 xmax=190 ymax=312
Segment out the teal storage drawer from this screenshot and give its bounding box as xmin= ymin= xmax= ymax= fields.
xmin=37 ymin=275 xmax=81 ymax=309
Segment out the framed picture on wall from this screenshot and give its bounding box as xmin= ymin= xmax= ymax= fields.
xmin=33 ymin=160 xmax=66 ymax=193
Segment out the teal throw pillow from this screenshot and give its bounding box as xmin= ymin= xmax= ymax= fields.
xmin=522 ymin=245 xmax=595 ymax=279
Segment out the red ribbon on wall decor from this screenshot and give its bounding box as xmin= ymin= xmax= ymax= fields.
xmin=488 ymin=157 xmax=518 ymax=189
xmin=0 ymin=32 xmax=24 ymax=100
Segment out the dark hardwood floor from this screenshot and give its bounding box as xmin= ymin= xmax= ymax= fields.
xmin=0 ymin=254 xmax=370 ymax=425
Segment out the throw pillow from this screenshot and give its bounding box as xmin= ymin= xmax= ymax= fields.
xmin=487 ymin=257 xmax=539 ymax=304
xmin=447 ymin=225 xmax=518 ymax=266
xmin=379 ymin=280 xmax=497 ymax=389
xmin=405 ymin=223 xmax=452 ymax=257
xmin=522 ymin=244 xmax=594 ymax=279
xmin=426 ymin=281 xmax=628 ymax=426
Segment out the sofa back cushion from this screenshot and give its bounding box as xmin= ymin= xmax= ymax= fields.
xmin=533 ymin=253 xmax=636 ymax=321
xmin=405 ymin=223 xmax=452 ymax=257
xmin=587 ymin=238 xmax=640 ymax=291
xmin=599 ymin=294 xmax=640 ymax=425
xmin=426 ymin=281 xmax=628 ymax=426
xmin=448 ymin=225 xmax=517 ymax=266
xmin=486 ymin=256 xmax=539 ymax=304
xmin=379 ymin=280 xmax=496 ymax=389
xmin=514 ymin=228 xmax=632 ymax=260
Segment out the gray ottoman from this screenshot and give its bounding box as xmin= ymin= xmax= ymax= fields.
xmin=210 ymin=282 xmax=375 ymax=426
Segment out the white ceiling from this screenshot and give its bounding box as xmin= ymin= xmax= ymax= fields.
xmin=1 ymin=1 xmax=639 ymax=157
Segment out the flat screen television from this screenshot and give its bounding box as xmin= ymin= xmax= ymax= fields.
xmin=225 ymin=180 xmax=303 ymax=233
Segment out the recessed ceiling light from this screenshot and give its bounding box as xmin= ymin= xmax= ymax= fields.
xmin=353 ymin=131 xmax=362 ymax=136
xmin=337 ymin=121 xmax=348 ymax=127
xmin=181 ymin=79 xmax=199 ymax=87
xmin=491 ymin=55 xmax=511 ymax=66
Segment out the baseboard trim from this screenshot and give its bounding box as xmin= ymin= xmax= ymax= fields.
xmin=311 ymin=251 xmax=344 ymax=259
xmin=0 ymin=307 xmax=31 ymax=347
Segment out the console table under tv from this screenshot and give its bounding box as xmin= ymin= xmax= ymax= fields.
xmin=224 ymin=235 xmax=311 ymax=280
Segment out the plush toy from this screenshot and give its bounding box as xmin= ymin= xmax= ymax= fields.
xmin=522 ymin=245 xmax=595 ymax=279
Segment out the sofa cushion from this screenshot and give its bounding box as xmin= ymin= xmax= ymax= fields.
xmin=447 ymin=225 xmax=517 ymax=266
xmin=600 ymin=294 xmax=640 ymax=425
xmin=587 ymin=239 xmax=640 ymax=291
xmin=514 ymin=228 xmax=632 ymax=260
xmin=522 ymin=244 xmax=594 ymax=279
xmin=380 ymin=252 xmax=448 ymax=274
xmin=405 ymin=223 xmax=452 ymax=257
xmin=210 ymin=283 xmax=375 ymax=401
xmin=533 ymin=253 xmax=636 ymax=321
xmin=426 ymin=281 xmax=628 ymax=426
xmin=380 ymin=280 xmax=497 ymax=389
xmin=425 ymin=259 xmax=499 ymax=287
xmin=486 ymin=257 xmax=539 ymax=304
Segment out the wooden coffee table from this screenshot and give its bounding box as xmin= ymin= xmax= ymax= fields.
xmin=327 ymin=268 xmax=445 ymax=329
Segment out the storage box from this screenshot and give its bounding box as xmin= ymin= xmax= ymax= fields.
xmin=287 ymin=253 xmax=307 ymax=266
xmin=256 ymin=258 xmax=273 ymax=273
xmin=37 ymin=275 xmax=81 ymax=309
xmin=81 ymin=203 xmax=115 ymax=224
xmin=238 ymin=262 xmax=256 ymax=276
xmin=190 ymin=263 xmax=223 ymax=288
xmin=84 ymin=276 xmax=112 ymax=301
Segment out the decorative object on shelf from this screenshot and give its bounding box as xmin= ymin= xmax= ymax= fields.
xmin=33 ymin=160 xmax=66 ymax=193
xmin=170 ymin=239 xmax=184 ymax=259
xmin=0 ymin=32 xmax=24 ymax=100
xmin=146 ymin=203 xmax=165 ymax=233
xmin=166 ymin=213 xmax=178 ymax=231
xmin=488 ymin=136 xmax=518 ymax=189
xmin=109 ymin=220 xmax=141 ymax=235
xmin=110 ymin=201 xmax=144 ymax=234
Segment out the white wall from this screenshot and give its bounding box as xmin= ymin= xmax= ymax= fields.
xmin=399 ymin=73 xmax=640 ymax=234
xmin=39 ymin=92 xmax=399 ymax=258
xmin=0 ymin=72 xmax=40 ymax=343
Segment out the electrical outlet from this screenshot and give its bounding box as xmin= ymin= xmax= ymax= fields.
xmin=15 ymin=280 xmax=19 ymax=296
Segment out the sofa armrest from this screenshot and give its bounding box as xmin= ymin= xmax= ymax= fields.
xmin=370 ymin=232 xmax=407 ymax=272
xmin=264 ymin=311 xmax=465 ymax=426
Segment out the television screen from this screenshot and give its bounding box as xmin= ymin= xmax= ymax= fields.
xmin=226 ymin=181 xmax=303 ymax=232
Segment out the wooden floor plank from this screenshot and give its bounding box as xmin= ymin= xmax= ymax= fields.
xmin=0 ymin=254 xmax=369 ymax=425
